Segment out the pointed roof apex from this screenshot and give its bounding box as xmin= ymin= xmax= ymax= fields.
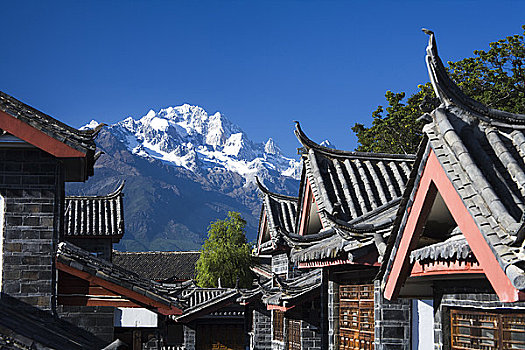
xmin=423 ymin=29 xmax=525 ymax=125
xmin=294 ymin=121 xmax=415 ymax=161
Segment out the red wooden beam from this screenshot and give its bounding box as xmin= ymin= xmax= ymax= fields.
xmin=0 ymin=110 xmax=86 ymax=158
xmin=411 ymin=260 xmax=483 ymax=276
xmin=384 ymin=150 xmax=521 ymax=302
xmin=57 ymin=261 xmax=182 ymax=315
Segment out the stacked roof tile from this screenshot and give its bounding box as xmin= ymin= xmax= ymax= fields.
xmin=64 ymin=182 xmax=125 ymax=241
xmin=286 ymin=124 xmax=415 ymax=263
xmin=256 ymin=177 xmax=298 ymax=253
xmin=113 ymin=250 xmax=201 ymax=282
xmin=382 ymin=30 xmax=525 ymax=290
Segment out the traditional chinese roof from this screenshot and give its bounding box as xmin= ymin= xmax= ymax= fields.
xmin=288 ymin=124 xmax=415 ymax=264
xmin=382 ymin=30 xmax=525 ymax=300
xmin=0 ymin=293 xmax=109 ymax=349
xmin=113 ymin=250 xmax=201 ymax=282
xmin=0 ymin=91 xmax=101 ymax=181
xmin=64 ymin=182 xmax=125 ymax=242
xmin=173 ymin=285 xmax=240 ymax=323
xmin=255 ymin=177 xmax=298 ymax=254
xmin=56 ymin=242 xmax=183 ymax=315
xmin=261 ymin=268 xmax=322 ymax=309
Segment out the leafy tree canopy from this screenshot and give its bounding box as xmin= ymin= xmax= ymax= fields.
xmin=352 ymin=25 xmax=525 ymax=154
xmin=195 ymin=211 xmax=253 ymax=288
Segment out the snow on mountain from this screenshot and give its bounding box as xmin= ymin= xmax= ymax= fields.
xmin=90 ymin=104 xmax=301 ymax=185
xmin=320 ymin=139 xmax=335 ymax=149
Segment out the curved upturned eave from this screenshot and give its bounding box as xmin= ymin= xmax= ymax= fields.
xmin=255 ymin=176 xmax=298 ymax=202
xmin=294 ymin=121 xmax=416 ymax=161
xmin=66 ymin=181 xmax=125 ymax=200
xmin=424 ymin=29 xmax=525 ymax=125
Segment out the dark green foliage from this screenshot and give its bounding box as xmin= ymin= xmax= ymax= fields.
xmin=195 ymin=212 xmax=253 ymax=288
xmin=353 ymin=25 xmax=525 ymax=154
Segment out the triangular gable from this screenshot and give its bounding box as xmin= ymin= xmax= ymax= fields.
xmin=384 ymin=148 xmax=522 ymax=302
xmin=297 ymin=178 xmax=323 ymax=236
xmin=256 ymin=210 xmax=270 ymax=253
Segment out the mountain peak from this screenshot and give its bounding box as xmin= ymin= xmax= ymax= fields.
xmin=320 ymin=139 xmax=335 ymax=149
xmin=107 ymin=104 xmax=301 ymax=182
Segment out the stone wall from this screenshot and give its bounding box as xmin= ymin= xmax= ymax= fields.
xmin=0 ymin=148 xmax=63 ymax=311
xmin=374 ymin=280 xmax=411 ymax=350
xmin=57 ymin=305 xmax=115 ymax=342
xmin=328 ymin=279 xmax=339 ymax=350
xmin=183 ymin=323 xmax=196 ymax=350
xmin=251 ymin=308 xmax=272 ymax=350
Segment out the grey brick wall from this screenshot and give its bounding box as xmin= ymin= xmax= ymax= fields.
xmin=0 ymin=148 xmax=63 ymax=311
xmin=374 ymin=280 xmax=411 ymax=350
xmin=252 ymin=308 xmax=272 ymax=350
xmin=57 ymin=305 xmax=114 ymax=342
xmin=328 ymin=279 xmax=339 ymax=350
xmin=301 ymin=319 xmax=322 ymax=350
xmin=272 ymin=253 xmax=289 ymax=278
xmin=184 ymin=323 xmax=196 ymax=350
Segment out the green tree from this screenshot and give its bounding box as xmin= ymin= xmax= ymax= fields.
xmin=353 ymin=25 xmax=525 ymax=154
xmin=195 ymin=212 xmax=253 ymax=288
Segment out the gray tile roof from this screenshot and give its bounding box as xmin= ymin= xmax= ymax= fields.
xmin=285 ymin=124 xmax=415 ymax=263
xmin=0 ymin=91 xmax=100 ymax=178
xmin=65 ymin=182 xmax=125 ymax=241
xmin=261 ymin=269 xmax=322 ymax=308
xmin=382 ymin=30 xmax=525 ymax=291
xmin=173 ymin=286 xmax=240 ymax=322
xmin=112 ymin=250 xmax=200 ymax=282
xmin=0 ymin=293 xmax=108 ymax=349
xmin=256 ymin=177 xmax=298 ymax=253
xmin=56 ymin=242 xmax=183 ymax=312
xmin=409 ymin=234 xmax=473 ymax=263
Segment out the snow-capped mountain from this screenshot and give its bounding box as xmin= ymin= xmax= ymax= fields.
xmin=88 ymin=104 xmax=301 ymax=184
xmin=71 ymin=105 xmax=301 ymax=252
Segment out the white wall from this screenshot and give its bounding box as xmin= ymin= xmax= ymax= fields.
xmin=114 ymin=307 xmax=158 ymax=327
xmin=411 ymin=299 xmax=434 ymax=350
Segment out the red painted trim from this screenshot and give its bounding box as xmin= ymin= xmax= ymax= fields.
xmin=385 ymin=150 xmax=519 ymax=302
xmin=411 ymin=260 xmax=483 ymax=276
xmin=57 ymin=261 xmax=182 ymax=315
xmin=0 ymin=110 xmax=86 ymax=158
xmin=267 ymin=304 xmax=295 ymax=311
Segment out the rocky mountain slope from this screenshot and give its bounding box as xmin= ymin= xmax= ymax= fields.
xmin=67 ymin=105 xmax=301 ymax=251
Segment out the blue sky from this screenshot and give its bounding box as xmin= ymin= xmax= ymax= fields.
xmin=1 ymin=1 xmax=524 ymax=156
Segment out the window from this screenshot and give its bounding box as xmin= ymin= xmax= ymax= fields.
xmin=287 ymin=318 xmax=301 ymax=350
xmin=451 ymin=309 xmax=525 ymax=349
xmin=273 ymin=310 xmax=284 ymax=341
xmin=339 ymin=284 xmax=374 ymax=350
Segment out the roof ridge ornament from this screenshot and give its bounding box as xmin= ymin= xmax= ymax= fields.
xmin=423 ymin=28 xmax=525 ymax=125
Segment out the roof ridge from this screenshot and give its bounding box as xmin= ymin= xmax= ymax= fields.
xmin=294 ymin=121 xmax=416 ymax=160
xmin=66 ymin=181 xmax=125 ymax=200
xmin=423 ymin=29 xmax=525 ymax=125
xmin=255 ymin=176 xmax=298 ymax=201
